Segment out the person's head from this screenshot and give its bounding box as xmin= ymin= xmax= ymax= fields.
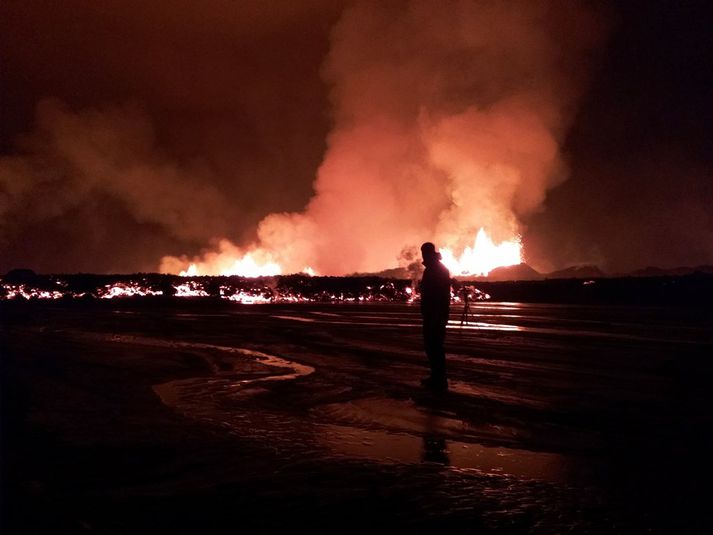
xmin=421 ymin=242 xmax=441 ymax=262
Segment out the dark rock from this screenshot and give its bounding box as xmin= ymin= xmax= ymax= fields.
xmin=545 ymin=265 xmax=607 ymax=279
xmin=485 ymin=263 xmax=542 ymax=281
xmin=3 ymin=268 xmax=38 ymax=283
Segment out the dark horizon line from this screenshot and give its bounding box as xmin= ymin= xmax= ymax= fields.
xmin=4 ymin=263 xmax=713 ymax=282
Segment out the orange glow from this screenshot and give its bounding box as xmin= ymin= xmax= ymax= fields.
xmin=168 ymin=229 xmax=520 ymax=278
xmin=173 ymin=281 xmax=209 ymax=297
xmin=180 ymin=264 xmax=200 ymax=277
xmin=440 ymin=228 xmax=521 ymax=276
xmin=219 ymin=288 xmax=271 ymax=304
xmin=178 ymin=261 xmax=318 ymax=278
xmin=2 ymin=284 xmax=64 ymax=300
xmin=0 ymin=277 xmax=462 ymax=303
xmin=100 ymin=283 xmax=163 ymax=299
xmin=178 ymin=250 xmax=281 ymax=278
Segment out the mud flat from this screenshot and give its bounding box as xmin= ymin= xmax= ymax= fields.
xmin=2 ymin=300 xmax=713 ymax=533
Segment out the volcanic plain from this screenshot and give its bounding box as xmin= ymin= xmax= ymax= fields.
xmin=2 ymin=297 xmax=712 ymax=533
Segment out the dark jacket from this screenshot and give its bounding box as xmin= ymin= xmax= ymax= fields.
xmin=420 ymin=259 xmax=451 ymax=321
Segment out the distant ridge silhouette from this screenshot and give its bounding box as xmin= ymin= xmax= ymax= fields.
xmin=6 ymin=264 xmax=713 ymax=283
xmin=545 ymin=265 xmax=606 ymax=280
xmin=359 ymin=263 xmax=713 ymax=282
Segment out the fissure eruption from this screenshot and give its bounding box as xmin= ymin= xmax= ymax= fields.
xmin=160 ymin=0 xmax=602 ymax=278
xmin=1 ymin=1 xmax=605 ymax=276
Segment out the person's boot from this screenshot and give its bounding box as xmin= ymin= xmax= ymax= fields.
xmin=421 ymin=376 xmax=448 ymax=392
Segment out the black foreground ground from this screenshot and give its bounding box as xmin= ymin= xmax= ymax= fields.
xmin=2 ymin=300 xmax=713 ymax=533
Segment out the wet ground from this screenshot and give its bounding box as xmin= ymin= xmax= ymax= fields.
xmin=2 ymin=300 xmax=713 ymax=533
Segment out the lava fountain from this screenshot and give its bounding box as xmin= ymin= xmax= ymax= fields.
xmin=157 ymin=1 xmax=602 ymax=281
xmin=174 ymin=228 xmax=520 ymax=278
xmin=179 ymin=249 xmax=283 ymax=277
xmin=173 ymin=239 xmax=316 ymax=278
xmin=440 ymin=229 xmax=522 ymax=277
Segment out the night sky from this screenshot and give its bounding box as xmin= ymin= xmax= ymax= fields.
xmin=1 ymin=0 xmax=712 ymax=274
xmin=525 ymin=0 xmax=713 ymax=272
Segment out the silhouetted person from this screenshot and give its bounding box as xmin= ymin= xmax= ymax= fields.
xmin=419 ymin=242 xmax=451 ymax=391
xmin=460 ymin=285 xmax=471 ymax=326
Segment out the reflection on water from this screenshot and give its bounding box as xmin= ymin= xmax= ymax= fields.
xmin=268 ymin=302 xmax=712 ymax=345
xmin=317 ymin=424 xmax=567 ymax=482
xmin=313 ymin=397 xmax=569 ymax=482
xmin=273 ymin=315 xmax=524 ymax=332
xmin=271 ymin=315 xmax=318 ymax=323
xmin=69 ymin=333 xmax=321 ymax=405
xmin=448 ymin=319 xmax=522 ymax=332
xmin=422 ymin=436 xmax=450 ymax=465
xmin=423 ymin=410 xmax=450 ymax=465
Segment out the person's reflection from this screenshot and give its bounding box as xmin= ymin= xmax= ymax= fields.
xmin=421 ymin=412 xmax=450 ymax=465
xmin=422 ymin=435 xmax=450 ymax=465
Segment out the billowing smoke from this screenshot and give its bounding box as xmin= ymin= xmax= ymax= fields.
xmin=0 ymin=0 xmax=337 ymax=274
xmin=162 ymin=0 xmax=604 ymax=275
xmin=0 ymin=99 xmax=229 ymax=245
xmin=1 ymin=1 xmax=607 ymax=275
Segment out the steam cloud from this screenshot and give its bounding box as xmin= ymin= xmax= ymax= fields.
xmin=162 ymin=0 xmax=604 ymax=275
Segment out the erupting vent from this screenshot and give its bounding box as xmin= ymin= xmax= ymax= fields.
xmin=172 ymin=229 xmax=521 ymax=278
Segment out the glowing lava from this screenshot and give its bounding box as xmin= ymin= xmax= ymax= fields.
xmin=440 ymin=228 xmax=522 ymax=277
xmin=176 ymin=250 xmax=317 ymax=278
xmin=100 ymin=282 xmax=163 ymax=299
xmin=173 ymin=281 xmax=209 ymax=297
xmin=219 ymin=288 xmax=272 ymax=304
xmin=170 ymin=229 xmax=520 ymax=278
xmin=180 ymin=251 xmax=281 ymax=278
xmin=2 ymin=284 xmax=64 ymax=300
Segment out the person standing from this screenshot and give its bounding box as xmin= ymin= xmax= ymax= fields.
xmin=419 ymin=242 xmax=451 ymax=391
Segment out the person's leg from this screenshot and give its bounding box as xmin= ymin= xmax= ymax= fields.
xmin=423 ymin=321 xmax=437 ymax=374
xmin=430 ymin=321 xmax=448 ymax=386
xmin=422 ymin=318 xmax=447 ymax=390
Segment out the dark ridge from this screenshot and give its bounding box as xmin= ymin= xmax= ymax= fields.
xmin=545 ymin=265 xmax=606 ymax=280
xmin=485 ymin=263 xmax=542 ymax=281
xmin=3 ymin=268 xmax=37 ymax=283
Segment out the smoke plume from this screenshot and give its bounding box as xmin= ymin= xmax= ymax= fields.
xmin=0 ymin=99 xmax=230 ymax=245
xmin=162 ymin=0 xmax=604 ymax=275
xmin=1 ymin=1 xmax=609 ymax=275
